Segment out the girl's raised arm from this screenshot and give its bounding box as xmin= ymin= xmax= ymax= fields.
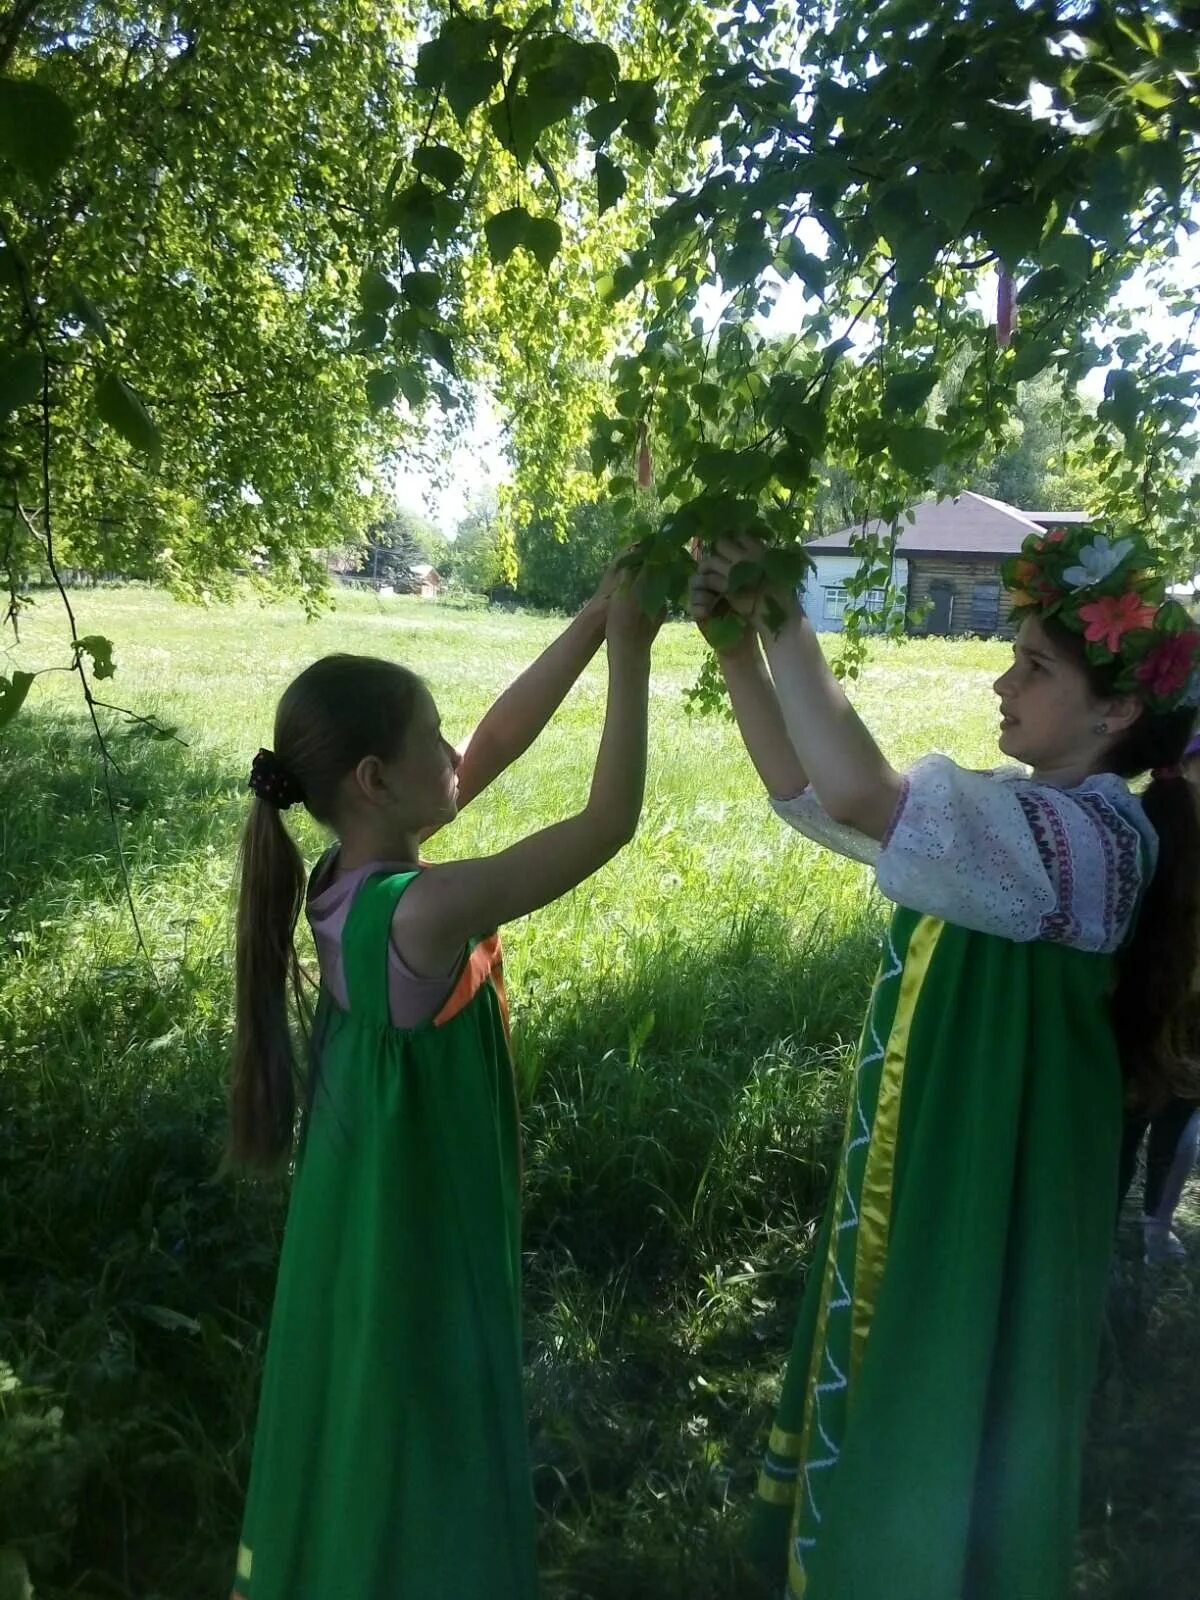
xmin=394 ymin=586 xmax=656 ymax=973
xmin=688 ymin=570 xmax=807 ymax=800
xmin=447 ymin=560 xmax=622 ymax=815
xmin=699 ymin=536 xmax=903 ymax=840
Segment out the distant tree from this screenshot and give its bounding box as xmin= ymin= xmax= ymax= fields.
xmin=515 ymin=498 xmax=624 ymax=611
xmin=452 ymin=493 xmax=505 ymax=593
xmin=973 ymin=376 xmax=1105 ymax=511
xmin=357 ymin=508 xmax=443 ymax=587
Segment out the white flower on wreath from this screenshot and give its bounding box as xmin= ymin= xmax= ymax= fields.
xmin=1063 ymin=534 xmax=1135 ymax=591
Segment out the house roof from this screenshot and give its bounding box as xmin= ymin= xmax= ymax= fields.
xmin=809 ymin=492 xmax=1089 ymax=558
xmin=411 ymin=563 xmax=441 ymax=580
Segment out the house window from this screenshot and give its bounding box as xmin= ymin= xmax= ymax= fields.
xmin=970 ymin=581 xmax=1001 ymax=634
xmin=822 ymin=586 xmax=887 ymax=622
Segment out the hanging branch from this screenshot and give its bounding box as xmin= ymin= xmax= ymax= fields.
xmin=4 ymin=235 xmax=158 ymax=973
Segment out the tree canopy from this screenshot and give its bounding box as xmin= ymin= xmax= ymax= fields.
xmin=1 ymin=0 xmax=1198 ymax=720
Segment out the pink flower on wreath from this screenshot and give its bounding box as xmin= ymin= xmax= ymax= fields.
xmin=1136 ymin=631 xmax=1200 ymax=700
xmin=1077 ymin=591 xmax=1159 ymax=653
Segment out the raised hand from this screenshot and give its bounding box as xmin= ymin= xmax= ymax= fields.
xmin=607 ymin=570 xmax=664 ymax=650
xmin=697 ymin=534 xmax=802 ymax=632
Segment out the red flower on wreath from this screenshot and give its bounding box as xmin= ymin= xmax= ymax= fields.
xmin=1136 ymin=631 xmax=1200 ymax=700
xmin=1078 ymin=592 xmax=1159 ymax=653
xmin=1010 ymin=557 xmax=1063 ymax=607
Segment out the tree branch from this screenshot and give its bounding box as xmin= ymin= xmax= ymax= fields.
xmin=1 ymin=218 xmax=156 ymax=973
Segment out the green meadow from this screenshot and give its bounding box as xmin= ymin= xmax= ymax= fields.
xmin=2 ymin=588 xmax=1196 ymax=1598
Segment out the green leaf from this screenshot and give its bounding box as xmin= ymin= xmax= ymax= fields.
xmin=0 ymin=351 xmax=42 ymax=419
xmin=359 ymin=269 xmax=398 ymax=313
xmin=365 ymin=369 xmax=400 ymax=410
xmin=349 ymin=312 xmax=387 ymax=350
xmin=1017 ymin=267 xmax=1068 ymax=305
xmin=446 ymin=60 xmax=503 ymax=127
xmin=67 ymin=284 xmax=109 ymax=340
xmin=1104 ymin=369 xmax=1140 ymax=442
xmin=0 ymin=669 xmax=34 ymax=729
xmin=0 ymin=244 xmax=23 ymax=288
xmin=893 ymin=226 xmax=941 ymax=286
xmin=1010 ymin=336 xmax=1055 ymax=382
xmin=917 ymin=170 xmax=980 ymax=235
xmin=887 ymin=280 xmax=921 ymax=334
xmin=0 ymin=78 xmax=76 ymax=187
xmin=1042 ymin=231 xmax=1093 ymax=283
xmin=418 ymin=327 xmax=456 ymax=376
xmin=95 ymin=373 xmax=161 ymax=461
xmin=74 ymin=634 xmax=116 ymax=680
xmin=586 ymin=98 xmax=626 ymax=144
xmin=722 ymin=228 xmax=771 ymax=288
xmin=595 ymin=152 xmax=627 ymax=215
xmin=388 ymin=181 xmax=437 ymax=262
xmin=622 ymin=81 xmax=660 ymax=154
xmin=415 ymin=17 xmax=503 ymax=101
xmin=395 ymin=365 xmax=427 ymax=408
xmin=882 ymin=369 xmax=938 ymax=417
xmin=402 ymin=270 xmax=442 ymax=310
xmin=704 ymin=613 xmax=746 ymax=653
xmin=412 ymin=143 xmax=467 ymax=189
xmin=484 ymin=206 xmax=531 ymax=265
xmin=777 ymin=236 xmax=826 ymax=295
xmin=981 ymin=203 xmax=1047 ymax=269
xmin=886 ymin=424 xmax=948 ymax=474
xmin=634 ymin=563 xmax=674 ymax=615
xmin=524 ymin=216 xmax=562 ymax=271
xmin=430 ymin=194 xmax=464 ymax=243
xmin=772 ymin=444 xmax=813 ymax=490
xmin=488 ymin=92 xmax=571 ymax=166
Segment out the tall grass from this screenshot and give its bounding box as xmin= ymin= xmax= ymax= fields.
xmin=1 ymin=588 xmax=1196 ymax=1598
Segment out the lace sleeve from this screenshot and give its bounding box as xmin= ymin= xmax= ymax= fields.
xmin=874 ymin=754 xmax=1155 ymax=951
xmin=770 ymin=787 xmax=881 ymax=867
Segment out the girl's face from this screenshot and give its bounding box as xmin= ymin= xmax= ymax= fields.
xmin=344 ymin=681 xmax=460 ymax=836
xmin=384 ymin=683 xmax=461 ymax=829
xmin=992 ymin=615 xmax=1132 ymax=774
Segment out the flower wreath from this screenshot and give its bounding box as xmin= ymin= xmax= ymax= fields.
xmin=1000 ymin=525 xmax=1200 ymax=713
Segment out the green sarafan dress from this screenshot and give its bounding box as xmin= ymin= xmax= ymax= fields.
xmin=232 ymin=868 xmax=537 ymax=1600
xmin=750 ymin=756 xmax=1156 ymax=1600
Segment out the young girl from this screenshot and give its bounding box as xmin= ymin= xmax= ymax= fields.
xmin=229 ymin=567 xmax=657 ymax=1600
xmin=690 ymin=525 xmax=1200 ymax=1600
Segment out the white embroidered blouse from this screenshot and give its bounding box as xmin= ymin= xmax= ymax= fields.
xmin=771 ymin=754 xmax=1158 ymax=954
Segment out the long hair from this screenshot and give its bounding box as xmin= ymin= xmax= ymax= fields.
xmin=1044 ymin=618 xmax=1200 ymax=1107
xmin=230 ymin=655 xmax=421 ymax=1169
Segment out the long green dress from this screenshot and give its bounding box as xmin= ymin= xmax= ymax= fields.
xmin=750 ymin=756 xmax=1155 ymax=1600
xmin=232 ymin=869 xmax=537 ymax=1600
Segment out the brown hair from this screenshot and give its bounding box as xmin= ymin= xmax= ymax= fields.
xmin=1044 ymin=618 xmax=1200 ymax=1107
xmin=231 ymin=655 xmax=422 ymax=1169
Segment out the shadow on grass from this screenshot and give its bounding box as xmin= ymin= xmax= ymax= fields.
xmin=1 ymin=706 xmax=245 ymax=924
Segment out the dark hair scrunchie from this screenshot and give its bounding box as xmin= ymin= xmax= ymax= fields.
xmin=248 ymin=747 xmax=304 ymax=810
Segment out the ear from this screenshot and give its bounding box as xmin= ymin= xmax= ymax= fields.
xmin=1099 ymin=692 xmax=1143 ymax=737
xmin=351 ymin=753 xmax=390 ymax=805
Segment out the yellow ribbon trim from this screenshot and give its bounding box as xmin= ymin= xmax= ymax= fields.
xmin=849 ymin=915 xmax=943 ymax=1393
xmin=756 ymin=1469 xmax=800 ymax=1507
xmin=768 ymin=1421 xmax=804 ymax=1457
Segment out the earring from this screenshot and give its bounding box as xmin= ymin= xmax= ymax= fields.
xmin=1093 ymin=721 xmax=1109 ymax=735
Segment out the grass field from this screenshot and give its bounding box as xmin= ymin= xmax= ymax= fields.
xmin=2 ymin=586 xmax=1198 ymax=1599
